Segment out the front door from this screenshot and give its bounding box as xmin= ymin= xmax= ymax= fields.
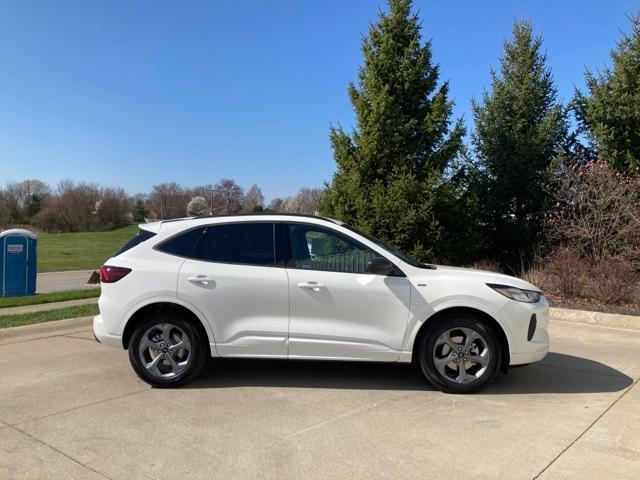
xmin=177 ymin=222 xmax=289 ymax=358
xmin=285 ymin=223 xmax=410 ymax=361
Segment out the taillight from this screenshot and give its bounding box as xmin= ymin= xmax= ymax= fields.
xmin=99 ymin=265 xmax=131 ymax=283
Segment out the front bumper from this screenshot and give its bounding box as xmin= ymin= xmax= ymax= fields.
xmin=509 ymin=343 xmax=549 ymax=365
xmin=93 ymin=314 xmax=123 ymax=349
xmin=497 ymin=296 xmax=550 ymax=366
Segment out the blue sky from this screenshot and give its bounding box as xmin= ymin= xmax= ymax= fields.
xmin=0 ymin=1 xmax=637 ymax=200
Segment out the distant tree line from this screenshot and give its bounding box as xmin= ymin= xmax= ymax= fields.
xmin=0 ymin=177 xmax=323 ymax=233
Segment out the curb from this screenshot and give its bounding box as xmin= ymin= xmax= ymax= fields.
xmin=0 ymin=316 xmax=93 ymax=344
xmin=550 ymin=307 xmax=640 ymax=331
xmin=37 ymin=270 xmax=96 ymax=275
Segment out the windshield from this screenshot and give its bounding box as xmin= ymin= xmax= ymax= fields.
xmin=342 ymin=224 xmax=436 ymax=269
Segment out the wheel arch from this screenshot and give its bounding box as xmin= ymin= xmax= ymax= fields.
xmin=410 ymin=306 xmax=510 ymax=372
xmin=122 ymin=301 xmax=213 ymax=355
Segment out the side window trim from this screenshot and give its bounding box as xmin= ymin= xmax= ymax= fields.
xmin=274 ymin=222 xmax=289 ymax=267
xmin=282 ymin=221 xmax=405 ymax=276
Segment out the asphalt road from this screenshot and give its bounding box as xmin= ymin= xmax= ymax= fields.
xmin=0 ymin=318 xmax=638 ymax=479
xmin=36 ymin=270 xmax=96 ymax=293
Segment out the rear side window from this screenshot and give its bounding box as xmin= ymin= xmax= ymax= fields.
xmin=157 ymin=227 xmax=206 ymax=257
xmin=197 ymin=223 xmax=275 ymax=266
xmin=113 ymin=228 xmax=157 ymax=257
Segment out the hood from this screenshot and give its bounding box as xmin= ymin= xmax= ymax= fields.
xmin=431 ymin=265 xmax=540 ymax=291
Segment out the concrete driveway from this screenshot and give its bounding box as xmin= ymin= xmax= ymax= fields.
xmin=0 ymin=319 xmax=638 ymax=480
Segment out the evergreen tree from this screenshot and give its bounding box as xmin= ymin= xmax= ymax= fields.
xmin=472 ymin=21 xmax=568 ymax=269
xmin=132 ymin=198 xmax=148 ymax=223
xmin=319 ymin=0 xmax=464 ymax=260
xmin=575 ymin=14 xmax=640 ymax=173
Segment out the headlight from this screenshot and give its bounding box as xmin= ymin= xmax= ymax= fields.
xmin=486 ymin=283 xmax=542 ymax=303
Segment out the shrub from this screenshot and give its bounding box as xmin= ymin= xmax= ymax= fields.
xmin=587 ymin=257 xmax=639 ymax=304
xmin=520 ymin=267 xmax=549 ymax=292
xmin=469 ymin=259 xmax=502 ymax=273
xmin=542 ymin=248 xmax=590 ymax=298
xmin=33 ymin=206 xmax=66 ymax=233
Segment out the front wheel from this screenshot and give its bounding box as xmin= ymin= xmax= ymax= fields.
xmin=128 ymin=313 xmax=207 ymax=388
xmin=418 ymin=314 xmax=501 ymax=394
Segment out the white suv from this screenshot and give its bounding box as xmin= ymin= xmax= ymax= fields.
xmin=93 ymin=214 xmax=549 ymax=393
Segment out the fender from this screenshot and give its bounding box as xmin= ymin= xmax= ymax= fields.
xmin=402 ymin=295 xmax=516 ymax=357
xmin=119 ymin=295 xmax=218 ymax=355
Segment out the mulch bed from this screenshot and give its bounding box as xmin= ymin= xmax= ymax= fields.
xmin=548 ymin=294 xmax=640 ymax=317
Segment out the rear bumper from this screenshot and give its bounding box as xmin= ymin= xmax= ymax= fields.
xmin=93 ymin=314 xmax=123 ymax=349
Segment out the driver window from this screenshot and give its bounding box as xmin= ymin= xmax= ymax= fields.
xmin=287 ymin=224 xmax=375 ymax=274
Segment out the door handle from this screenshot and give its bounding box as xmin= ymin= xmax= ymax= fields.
xmin=188 ymin=275 xmax=215 ymax=285
xmin=297 ymin=282 xmax=325 ymax=291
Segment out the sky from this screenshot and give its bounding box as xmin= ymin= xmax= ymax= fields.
xmin=0 ymin=0 xmax=638 ymax=201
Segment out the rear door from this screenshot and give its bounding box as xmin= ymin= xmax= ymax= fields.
xmin=284 ymin=222 xmax=411 ymax=361
xmin=175 ymin=222 xmax=289 ymax=358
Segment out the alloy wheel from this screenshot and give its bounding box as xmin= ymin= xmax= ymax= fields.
xmin=138 ymin=323 xmax=192 ymax=379
xmin=432 ymin=326 xmax=490 ymax=384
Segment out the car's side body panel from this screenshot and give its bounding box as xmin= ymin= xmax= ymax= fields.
xmin=287 ymin=268 xmax=410 ymax=361
xmin=98 ymin=249 xmax=186 ymax=337
xmin=177 ymin=258 xmax=290 ymax=358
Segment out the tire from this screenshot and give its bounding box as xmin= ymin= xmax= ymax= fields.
xmin=128 ymin=313 xmax=207 ymax=388
xmin=418 ymin=313 xmax=501 ymax=394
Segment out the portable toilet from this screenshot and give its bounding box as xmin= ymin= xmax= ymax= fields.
xmin=0 ymin=229 xmax=37 ymax=297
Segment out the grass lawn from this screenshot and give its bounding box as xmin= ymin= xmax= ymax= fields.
xmin=0 ymin=303 xmax=99 ymax=329
xmin=37 ymin=224 xmax=138 ymax=272
xmin=0 ymin=288 xmax=100 ymax=309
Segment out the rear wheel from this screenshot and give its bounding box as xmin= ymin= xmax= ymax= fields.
xmin=128 ymin=313 xmax=206 ymax=387
xmin=418 ymin=313 xmax=501 ymax=394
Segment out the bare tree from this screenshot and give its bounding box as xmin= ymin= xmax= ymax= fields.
xmin=33 ymin=181 xmax=132 ymax=232
xmin=6 ymin=180 xmax=51 ymax=222
xmin=546 ymin=159 xmax=640 ymax=265
xmin=0 ymin=191 xmax=11 ymax=227
xmin=148 ymin=183 xmax=189 ymax=219
xmin=96 ymin=187 xmax=131 ymax=229
xmin=0 ymin=179 xmax=50 ymax=223
xmin=56 ymin=180 xmax=100 ymax=231
xmin=189 ymin=184 xmax=215 ymax=206
xmin=282 ymin=187 xmax=324 ymax=214
xmin=211 ymin=179 xmax=244 ymax=214
xmin=243 ymin=184 xmax=264 ymax=212
xmin=2 ymin=182 xmax=23 ymax=221
xmin=267 ymin=197 xmax=285 ymax=212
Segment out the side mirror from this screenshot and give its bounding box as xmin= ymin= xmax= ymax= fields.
xmin=367 ymin=256 xmax=395 ymax=276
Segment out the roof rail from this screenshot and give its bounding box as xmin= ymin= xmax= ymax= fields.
xmin=158 ymin=212 xmax=340 ymax=224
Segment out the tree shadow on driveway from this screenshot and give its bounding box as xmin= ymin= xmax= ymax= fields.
xmin=184 ymin=352 xmax=633 ymax=394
